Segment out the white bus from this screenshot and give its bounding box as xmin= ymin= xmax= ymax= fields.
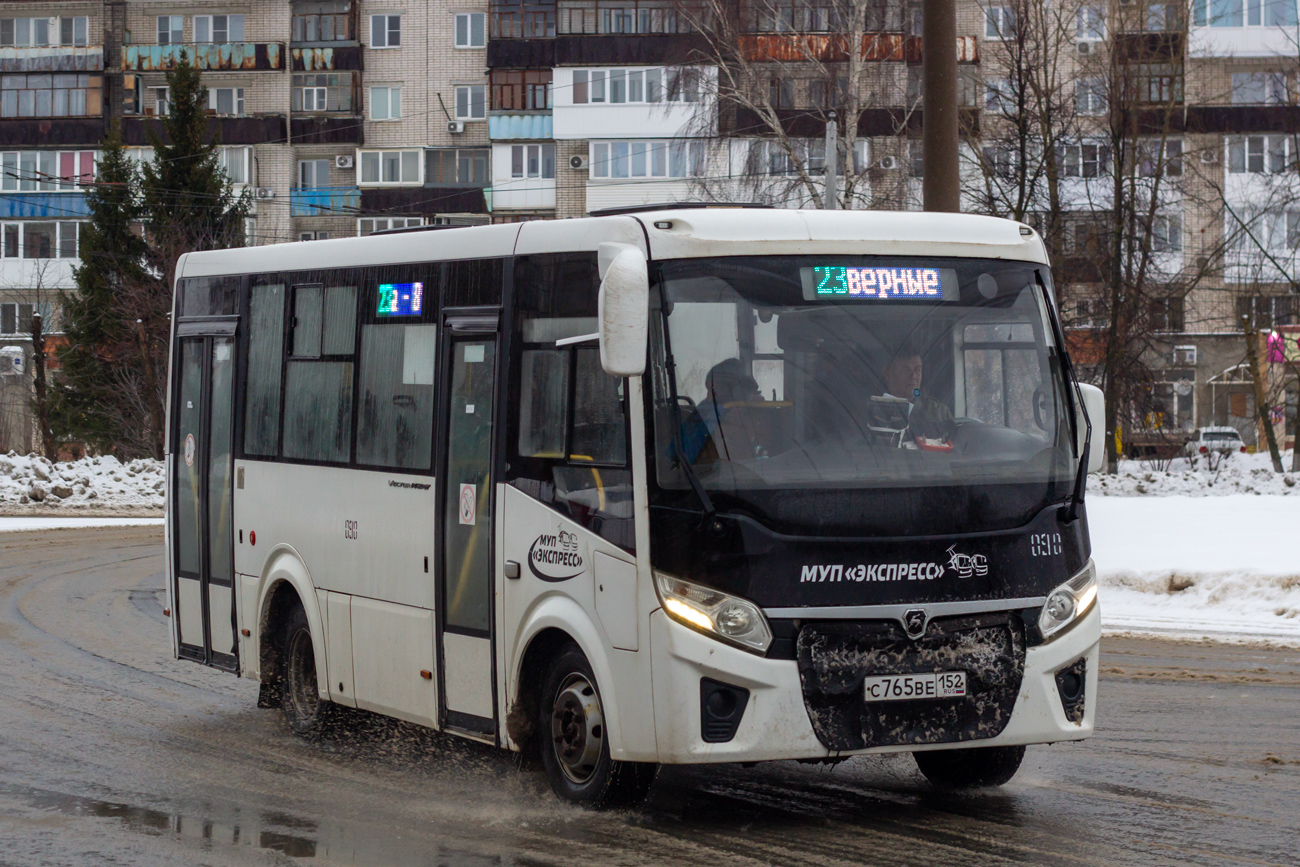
xmin=166 ymin=206 xmax=1105 ymax=806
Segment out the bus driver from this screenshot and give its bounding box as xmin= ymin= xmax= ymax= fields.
xmin=879 ymin=345 xmax=956 ymax=447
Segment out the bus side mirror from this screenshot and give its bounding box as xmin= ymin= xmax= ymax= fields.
xmin=597 ymin=243 xmax=648 ymax=377
xmin=1077 ymin=383 xmax=1105 ymax=474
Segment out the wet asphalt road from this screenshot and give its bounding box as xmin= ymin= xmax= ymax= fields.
xmin=0 ymin=527 xmax=1297 ymax=867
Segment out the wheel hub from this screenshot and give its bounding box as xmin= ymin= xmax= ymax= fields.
xmin=551 ymin=673 xmax=603 ymax=784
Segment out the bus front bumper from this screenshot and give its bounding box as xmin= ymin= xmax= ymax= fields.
xmin=647 ymin=602 xmax=1100 ymax=764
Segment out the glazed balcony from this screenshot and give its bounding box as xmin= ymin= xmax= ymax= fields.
xmin=122 ymin=43 xmax=284 ymax=72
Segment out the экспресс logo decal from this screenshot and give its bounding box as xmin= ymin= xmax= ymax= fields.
xmin=527 ymin=528 xmax=585 ymax=582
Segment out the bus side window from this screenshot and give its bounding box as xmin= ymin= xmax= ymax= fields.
xmin=244 ymin=281 xmax=285 ymax=456
xmin=356 ymin=323 xmax=436 ymax=470
xmin=572 ymin=346 xmax=626 ymax=464
xmin=518 ymin=348 xmax=568 ymax=458
xmin=283 ymin=282 xmax=358 ymax=464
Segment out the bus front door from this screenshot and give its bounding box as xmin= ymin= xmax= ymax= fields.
xmin=436 ymin=316 xmax=499 ymax=738
xmin=171 ymin=331 xmax=238 ymax=672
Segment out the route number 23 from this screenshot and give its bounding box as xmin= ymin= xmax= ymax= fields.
xmin=1029 ymin=533 xmax=1061 ymax=557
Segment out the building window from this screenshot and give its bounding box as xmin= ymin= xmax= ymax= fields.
xmin=1228 ymin=134 xmax=1294 ymax=173
xmin=358 ymin=149 xmax=422 ymax=185
xmin=491 ymin=70 xmax=551 ymax=110
xmin=1 ymin=17 xmax=88 ymax=47
xmin=1076 ymin=78 xmax=1106 ymax=115
xmin=153 ymin=87 xmax=170 ymax=116
xmin=358 ymin=217 xmax=422 ymax=235
xmin=429 ymin=149 xmax=489 ymax=185
xmin=1232 ymin=71 xmax=1289 ymax=105
xmin=1145 ymin=3 xmax=1182 ymax=31
xmin=909 ymin=140 xmax=924 ymax=177
xmin=370 ymin=14 xmax=401 ymax=47
xmin=194 ymin=14 xmax=245 ymax=43
xmin=592 ymin=140 xmax=703 ymax=178
xmin=769 ymin=78 xmax=795 ymax=108
xmin=292 ymin=73 xmax=354 ymax=112
xmin=220 ymin=147 xmax=251 ymax=185
xmin=455 ymin=12 xmax=486 ymax=47
xmin=984 ymin=77 xmax=1011 ymax=113
xmin=300 ymin=231 xmax=331 ymax=241
xmin=157 ymin=16 xmax=183 ymax=45
xmin=558 ymin=1 xmax=704 ymax=34
xmin=207 ymin=87 xmax=245 ymax=116
xmin=454 ymin=85 xmax=486 ymax=119
xmin=293 ymin=1 xmax=353 ymax=42
xmin=808 ymin=78 xmax=850 ymax=109
xmin=0 ymin=75 xmax=103 ymax=118
xmin=570 ymin=67 xmax=698 ymax=105
xmin=0 ymin=221 xmax=82 ymax=259
xmin=1135 ymin=63 xmax=1183 ymax=104
xmin=1150 ymin=214 xmax=1183 ymax=253
xmin=298 ymin=159 xmax=330 ymax=187
xmin=1148 ymin=296 xmax=1185 ymax=332
xmin=1058 ymin=142 xmax=1110 ymax=178
xmin=985 ymin=5 xmax=1016 ymax=39
xmin=0 ymin=151 xmax=97 ymax=191
xmin=369 ymin=85 xmax=401 ymax=120
xmin=1194 ymin=0 xmax=1298 ymax=27
xmin=511 ymin=144 xmax=556 ymax=179
xmin=1076 ymin=7 xmax=1105 ymax=39
xmin=1138 ymin=139 xmax=1183 ymax=177
xmin=981 ymin=146 xmax=1017 ymax=179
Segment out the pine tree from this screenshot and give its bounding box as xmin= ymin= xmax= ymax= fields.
xmin=50 ymin=124 xmax=151 ymax=455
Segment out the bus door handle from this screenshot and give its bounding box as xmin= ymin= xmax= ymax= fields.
xmin=504 ymin=560 xmax=521 ymax=580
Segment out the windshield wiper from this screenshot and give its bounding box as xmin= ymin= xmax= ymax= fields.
xmin=1036 ymin=271 xmax=1091 ymax=522
xmin=657 ymin=292 xmax=719 ymax=527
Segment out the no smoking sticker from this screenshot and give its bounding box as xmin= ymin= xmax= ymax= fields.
xmin=184 ymin=433 xmax=196 ymax=467
xmin=458 ymin=483 xmax=476 ymax=525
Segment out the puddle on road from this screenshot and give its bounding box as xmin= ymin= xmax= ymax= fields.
xmin=9 ymin=783 xmax=530 ymax=866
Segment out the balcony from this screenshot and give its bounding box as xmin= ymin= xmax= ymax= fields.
xmin=0 ymin=47 xmax=103 ymax=73
xmin=122 ymin=43 xmax=284 ymax=72
xmin=489 ymin=113 xmax=553 ymax=139
xmin=290 ymin=186 xmax=361 ymax=218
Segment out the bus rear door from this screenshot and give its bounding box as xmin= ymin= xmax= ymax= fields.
xmin=170 ymin=322 xmax=239 ymax=672
xmin=436 ymin=312 xmax=500 ymax=738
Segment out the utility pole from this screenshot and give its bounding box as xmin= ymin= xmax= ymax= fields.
xmin=823 ymin=110 xmax=839 ymax=210
xmin=922 ymin=0 xmax=959 ymax=212
xmin=30 ymin=311 xmax=54 ymax=459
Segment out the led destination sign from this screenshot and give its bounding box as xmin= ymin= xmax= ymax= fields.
xmin=377 ymin=282 xmax=424 ymax=317
xmin=800 ymin=266 xmax=957 ymax=301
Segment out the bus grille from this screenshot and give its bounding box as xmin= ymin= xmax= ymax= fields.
xmin=795 ymin=613 xmax=1026 ymax=752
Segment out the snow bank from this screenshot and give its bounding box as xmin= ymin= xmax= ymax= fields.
xmin=1091 ymin=450 xmax=1299 ymax=497
xmin=0 ymin=453 xmax=164 ymax=515
xmin=0 ymin=517 xmax=164 ymax=533
xmin=1089 ymin=495 xmax=1300 ymax=644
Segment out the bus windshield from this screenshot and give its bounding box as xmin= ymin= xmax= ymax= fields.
xmin=649 ymin=255 xmax=1079 ymax=528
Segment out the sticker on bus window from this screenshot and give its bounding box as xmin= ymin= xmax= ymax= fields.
xmin=458 ymin=483 xmax=476 ymax=525
xmin=184 ymin=433 xmax=196 ymax=467
xmin=377 ymin=282 xmax=423 ymax=317
xmin=464 ymin=344 xmax=485 ymax=363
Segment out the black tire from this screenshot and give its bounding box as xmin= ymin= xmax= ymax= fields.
xmin=280 ymin=603 xmax=340 ymax=740
xmin=913 ymin=744 xmax=1025 ymax=789
xmin=538 ymin=644 xmax=657 ymax=808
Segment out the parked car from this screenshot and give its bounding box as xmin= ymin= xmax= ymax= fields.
xmin=1183 ymin=426 xmax=1247 ymax=457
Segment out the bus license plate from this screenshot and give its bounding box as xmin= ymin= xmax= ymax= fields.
xmin=863 ymin=672 xmax=966 ymax=702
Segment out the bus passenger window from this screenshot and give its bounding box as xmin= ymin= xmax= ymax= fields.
xmin=356 ymin=324 xmax=436 ymax=470
xmin=283 ymin=281 xmax=359 ymax=464
xmin=244 ymin=282 xmax=285 ymax=456
xmin=322 ymin=286 xmax=357 ymax=354
xmin=572 ymin=347 xmax=626 ymax=464
xmin=518 ymin=349 xmax=567 ymax=458
xmin=292 ymin=286 xmax=323 ymax=357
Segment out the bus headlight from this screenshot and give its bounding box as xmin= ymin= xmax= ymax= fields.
xmin=654 ymin=572 xmax=773 ymax=654
xmin=1038 ymin=560 xmax=1098 ymax=641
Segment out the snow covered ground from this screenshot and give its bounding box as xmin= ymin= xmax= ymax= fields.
xmin=1090 ymin=449 xmax=1299 ymax=496
xmin=1089 ymin=495 xmax=1300 ymax=645
xmin=0 ymin=453 xmax=164 ymax=515
xmin=0 ymin=517 xmax=164 ymax=533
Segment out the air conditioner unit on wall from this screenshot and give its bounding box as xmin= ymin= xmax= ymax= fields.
xmin=255 ymin=187 xmax=274 ymax=199
xmin=447 ymin=121 xmax=465 ymax=134
xmin=1173 ymin=345 xmax=1198 ymax=365
xmin=879 ymin=155 xmax=898 ymax=170
xmin=335 ymin=154 xmax=354 ymax=169
xmin=570 ymin=155 xmax=589 ymax=170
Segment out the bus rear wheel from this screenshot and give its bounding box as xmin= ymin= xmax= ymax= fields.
xmin=538 ymin=645 xmax=657 ymax=808
xmin=280 ymin=604 xmax=340 ymax=740
xmin=913 ymin=744 xmax=1025 ymax=789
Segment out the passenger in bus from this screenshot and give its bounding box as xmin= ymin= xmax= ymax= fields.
xmin=679 ymin=358 xmax=765 ymax=463
xmin=878 ymin=345 xmax=955 ymax=444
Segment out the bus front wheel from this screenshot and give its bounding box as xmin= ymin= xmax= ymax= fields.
xmin=913 ymin=744 xmax=1025 ymax=789
xmin=280 ymin=604 xmax=340 ymax=740
xmin=538 ymin=645 xmax=657 ymax=808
